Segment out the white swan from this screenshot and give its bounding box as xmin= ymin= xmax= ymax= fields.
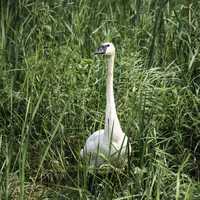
xmin=80 ymin=42 xmax=131 ymax=167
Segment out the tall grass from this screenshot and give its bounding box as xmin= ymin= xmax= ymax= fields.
xmin=0 ymin=0 xmax=200 ymax=199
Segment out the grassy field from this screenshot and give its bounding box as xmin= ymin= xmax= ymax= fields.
xmin=0 ymin=0 xmax=200 ymax=199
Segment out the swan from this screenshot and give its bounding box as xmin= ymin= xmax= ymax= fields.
xmin=80 ymin=42 xmax=131 ymax=168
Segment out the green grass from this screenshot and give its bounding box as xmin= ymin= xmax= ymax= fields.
xmin=0 ymin=0 xmax=200 ymax=199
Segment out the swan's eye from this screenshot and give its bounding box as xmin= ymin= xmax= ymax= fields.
xmin=106 ymin=44 xmax=110 ymax=47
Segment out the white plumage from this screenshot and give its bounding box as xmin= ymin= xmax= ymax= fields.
xmin=80 ymin=42 xmax=131 ymax=167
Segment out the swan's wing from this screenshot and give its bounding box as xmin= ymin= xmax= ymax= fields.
xmin=81 ymin=129 xmax=104 ymax=156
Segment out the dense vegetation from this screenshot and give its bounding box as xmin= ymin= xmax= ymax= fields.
xmin=0 ymin=0 xmax=200 ymax=199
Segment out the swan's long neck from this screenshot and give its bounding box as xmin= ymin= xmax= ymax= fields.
xmin=105 ymin=55 xmax=123 ymax=140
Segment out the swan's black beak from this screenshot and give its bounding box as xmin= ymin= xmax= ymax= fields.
xmin=94 ymin=45 xmax=106 ymax=55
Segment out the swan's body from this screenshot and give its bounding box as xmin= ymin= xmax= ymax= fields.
xmin=80 ymin=42 xmax=130 ymax=167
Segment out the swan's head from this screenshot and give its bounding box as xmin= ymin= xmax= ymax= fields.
xmin=95 ymin=42 xmax=115 ymax=56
